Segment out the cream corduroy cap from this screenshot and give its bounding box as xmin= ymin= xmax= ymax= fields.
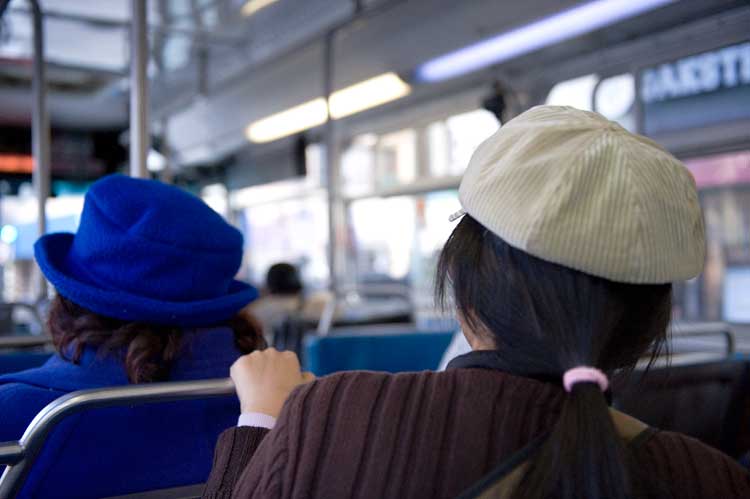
xmin=456 ymin=105 xmax=705 ymax=284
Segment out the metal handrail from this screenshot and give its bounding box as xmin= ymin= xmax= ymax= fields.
xmin=2 ymin=301 xmax=45 ymax=326
xmin=0 ymin=335 xmax=53 ymax=350
xmin=317 ymin=297 xmax=337 ymax=336
xmin=0 ymin=378 xmax=235 ymax=499
xmin=671 ymin=321 xmax=732 ymax=335
xmin=669 ymin=322 xmax=735 ymax=356
xmin=29 ymin=0 xmax=51 ymax=301
xmin=0 ymin=301 xmax=47 ymax=339
xmin=15 ymin=302 xmax=46 ymax=335
xmin=0 ymin=444 xmax=22 ymax=466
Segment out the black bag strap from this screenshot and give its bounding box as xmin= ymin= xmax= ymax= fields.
xmin=455 ymin=426 xmax=658 ymax=499
xmin=454 ymin=432 xmax=549 ymax=499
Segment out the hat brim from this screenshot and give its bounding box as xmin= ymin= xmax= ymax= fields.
xmin=35 ymin=233 xmax=259 ymax=328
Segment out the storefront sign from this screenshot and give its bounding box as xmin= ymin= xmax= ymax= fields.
xmin=642 ymin=42 xmax=750 ymax=103
xmin=640 ymin=41 xmax=750 ymax=135
xmin=684 ymin=151 xmax=750 ymax=188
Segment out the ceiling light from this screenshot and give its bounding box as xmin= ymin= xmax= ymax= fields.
xmin=328 ymin=72 xmax=411 ymax=119
xmin=246 ymin=73 xmax=411 ymax=143
xmin=416 ymin=0 xmax=675 ymax=82
xmin=246 ymin=98 xmax=328 ymax=143
xmin=241 ymin=0 xmax=279 ymax=17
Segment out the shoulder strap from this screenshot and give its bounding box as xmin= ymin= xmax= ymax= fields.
xmin=456 ymin=417 xmax=656 ymax=499
xmin=610 ymin=408 xmax=657 ymax=451
xmin=454 ymin=432 xmax=549 ymax=499
xmin=628 ymin=426 xmax=659 ymax=452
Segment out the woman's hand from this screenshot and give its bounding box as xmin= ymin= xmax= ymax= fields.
xmin=230 ymin=349 xmax=315 ymax=418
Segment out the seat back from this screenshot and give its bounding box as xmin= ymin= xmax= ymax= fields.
xmin=304 ymin=330 xmax=454 ymax=375
xmin=0 ymin=379 xmax=237 ymax=499
xmin=614 ymin=359 xmax=750 ymax=458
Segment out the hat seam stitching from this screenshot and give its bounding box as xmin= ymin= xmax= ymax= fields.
xmin=621 ymin=146 xmax=649 ymax=283
xmin=525 ymin=131 xmax=603 ymax=253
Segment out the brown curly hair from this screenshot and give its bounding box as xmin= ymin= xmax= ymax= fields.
xmin=48 ymin=294 xmax=266 ymax=383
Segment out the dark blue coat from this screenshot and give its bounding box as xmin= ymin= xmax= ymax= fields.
xmin=0 ymin=328 xmax=242 ymax=498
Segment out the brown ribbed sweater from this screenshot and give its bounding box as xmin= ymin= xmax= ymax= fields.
xmin=203 ymin=369 xmax=750 ymax=498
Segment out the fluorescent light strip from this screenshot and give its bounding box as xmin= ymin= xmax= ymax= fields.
xmin=241 ymin=0 xmax=279 ymax=17
xmin=246 ymin=73 xmax=411 ymax=143
xmin=246 ymin=98 xmax=328 ymax=143
xmin=329 ymin=72 xmax=411 ymax=119
xmin=417 ymin=0 xmax=675 ymax=82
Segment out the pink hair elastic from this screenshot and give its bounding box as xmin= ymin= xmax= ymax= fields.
xmin=563 ymin=366 xmax=609 ymax=393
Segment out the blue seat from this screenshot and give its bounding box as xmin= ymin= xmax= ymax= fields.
xmin=304 ymin=331 xmax=454 ymax=375
xmin=0 ymin=330 xmax=243 ymax=498
xmin=0 ymin=352 xmax=52 ymax=376
xmin=14 ymin=397 xmax=238 ymax=498
xmin=0 ymin=379 xmax=237 ymax=499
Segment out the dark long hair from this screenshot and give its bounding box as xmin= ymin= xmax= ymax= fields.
xmin=48 ymin=294 xmax=266 ymax=383
xmin=436 ymin=216 xmax=673 ymax=499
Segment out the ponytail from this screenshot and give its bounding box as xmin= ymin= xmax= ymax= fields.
xmin=511 ymin=381 xmax=631 ymax=499
xmin=436 ymin=216 xmax=673 ymax=499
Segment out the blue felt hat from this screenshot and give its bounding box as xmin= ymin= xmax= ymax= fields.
xmin=34 ymin=174 xmax=258 ymax=327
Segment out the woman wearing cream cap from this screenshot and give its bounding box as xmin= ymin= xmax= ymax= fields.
xmin=204 ymin=106 xmax=750 ymax=499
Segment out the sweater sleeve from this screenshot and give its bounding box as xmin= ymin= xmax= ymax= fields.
xmin=202 ymin=427 xmax=270 ymax=499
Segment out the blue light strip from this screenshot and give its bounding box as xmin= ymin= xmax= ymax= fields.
xmin=416 ymin=0 xmax=675 ymax=82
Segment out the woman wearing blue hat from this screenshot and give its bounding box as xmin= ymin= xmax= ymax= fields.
xmin=0 ymin=174 xmax=264 ymax=498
